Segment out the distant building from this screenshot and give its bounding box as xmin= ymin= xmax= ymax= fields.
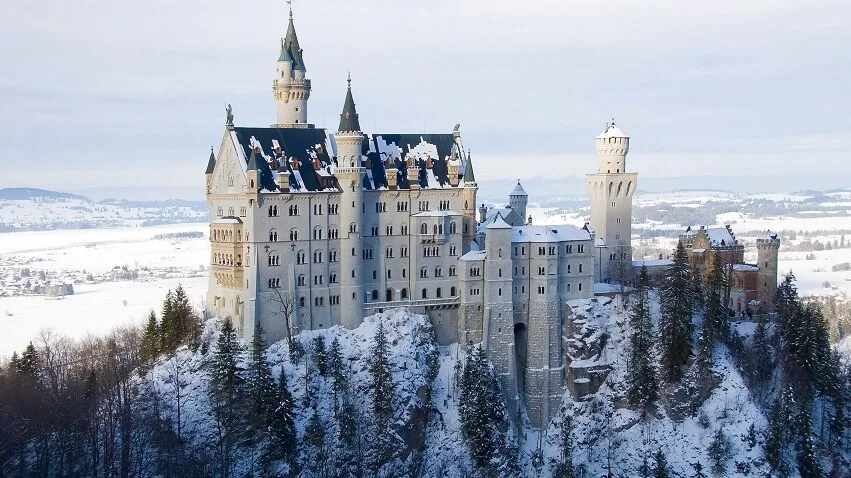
xmin=679 ymin=225 xmax=780 ymax=314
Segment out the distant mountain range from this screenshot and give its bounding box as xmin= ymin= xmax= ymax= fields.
xmin=0 ymin=188 xmax=208 ymax=233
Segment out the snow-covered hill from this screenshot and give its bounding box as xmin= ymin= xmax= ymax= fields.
xmin=137 ymin=301 xmax=846 ymax=477
xmin=0 ymin=188 xmax=207 ymax=231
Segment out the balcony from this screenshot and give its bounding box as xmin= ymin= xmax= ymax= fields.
xmin=363 ymin=296 xmax=459 ymax=311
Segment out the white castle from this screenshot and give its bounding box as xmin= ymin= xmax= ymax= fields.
xmin=204 ymin=11 xmax=636 ymax=428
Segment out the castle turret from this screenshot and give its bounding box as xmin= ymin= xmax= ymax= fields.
xmin=205 ymin=147 xmax=216 ymax=195
xmin=335 ymin=76 xmax=365 ymax=329
xmin=272 ymin=8 xmax=312 ymax=127
xmin=509 ymin=180 xmax=528 ymax=223
xmin=586 ymin=119 xmax=637 ymax=283
xmin=482 ymin=213 xmax=518 ymax=421
xmin=461 ymin=151 xmax=478 ymax=253
xmin=756 ymin=233 xmax=780 ymax=312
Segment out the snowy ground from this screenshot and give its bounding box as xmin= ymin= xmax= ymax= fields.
xmin=0 ymin=223 xmax=209 ymax=356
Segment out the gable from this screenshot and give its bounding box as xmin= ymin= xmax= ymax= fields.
xmin=210 ymin=130 xmax=248 ymax=195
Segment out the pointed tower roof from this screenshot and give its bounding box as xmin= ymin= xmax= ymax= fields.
xmin=485 ymin=212 xmax=512 ymax=229
xmin=596 ymin=118 xmax=627 ymax=139
xmin=246 ymin=148 xmax=259 ymax=171
xmin=283 ymin=11 xmax=306 ymax=71
xmin=510 ymin=179 xmax=527 ymax=196
xmin=205 ymin=147 xmax=216 ymax=174
xmin=277 ymin=38 xmax=293 ymax=63
xmin=337 ymin=74 xmax=361 ymax=133
xmin=462 ymin=151 xmax=476 ymax=184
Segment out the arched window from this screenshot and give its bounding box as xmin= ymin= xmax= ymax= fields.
xmin=371 ymin=290 xmax=378 ymax=301
xmin=289 ymin=228 xmax=298 ymax=241
xmin=435 ymin=266 xmax=442 ymax=277
xmin=269 ymin=229 xmax=278 ymax=242
xmin=436 ymin=288 xmax=442 ymax=298
xmin=386 ymin=289 xmax=393 ymax=301
xmin=498 ymin=248 xmax=503 ymax=258
xmin=401 ymin=288 xmax=408 ymax=299
xmin=450 ymin=286 xmax=456 ymax=296
xmin=433 ymin=224 xmax=438 ymax=235
xmin=420 ymin=223 xmax=428 ymax=234
xmin=450 ymin=222 xmax=457 ymax=234
xmin=349 ymin=223 xmax=358 ymax=233
xmin=313 ymin=227 xmax=323 ymax=240
xmin=420 ymin=267 xmax=428 ymax=278
xmin=421 ymin=288 xmax=428 ymax=299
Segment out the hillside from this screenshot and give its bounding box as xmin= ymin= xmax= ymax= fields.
xmin=0 ymin=187 xmax=207 ymax=232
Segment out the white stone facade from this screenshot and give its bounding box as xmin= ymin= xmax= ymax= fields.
xmin=204 ymin=12 xmax=634 ymax=429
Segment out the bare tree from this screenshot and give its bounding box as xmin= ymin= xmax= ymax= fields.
xmin=267 ymin=288 xmax=300 ymax=349
xmin=612 ymin=241 xmax=633 ymax=296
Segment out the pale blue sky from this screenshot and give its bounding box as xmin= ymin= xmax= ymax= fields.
xmin=0 ymin=0 xmax=849 ymax=199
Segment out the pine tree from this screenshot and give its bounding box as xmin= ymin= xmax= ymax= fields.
xmin=553 ymin=411 xmax=575 ymax=478
xmin=329 ymin=336 xmax=347 ymax=410
xmin=796 ymin=403 xmax=822 ymax=477
xmin=313 ymin=335 xmax=328 ymax=376
xmin=16 ymin=342 xmax=40 ymax=376
xmin=140 ymin=310 xmax=160 ymax=365
xmin=659 ymin=241 xmax=694 ymax=381
xmin=703 ymin=251 xmax=727 ymax=345
xmin=764 ymin=395 xmax=787 ymax=474
xmin=707 ymin=428 xmax=730 ymax=475
xmin=653 ymin=449 xmax=668 ymax=478
xmin=459 ymin=345 xmax=506 ymax=470
xmin=369 ymin=319 xmax=394 ymax=433
xmin=627 ymin=267 xmax=658 ymax=411
xmin=265 ymin=368 xmax=296 ymax=463
xmin=248 ymin=323 xmax=275 ymax=417
xmin=209 ymin=318 xmax=246 ymax=476
xmin=173 ymin=284 xmax=202 ymax=348
xmin=749 ymin=315 xmax=772 ymax=383
xmin=160 ymin=290 xmax=177 ymax=351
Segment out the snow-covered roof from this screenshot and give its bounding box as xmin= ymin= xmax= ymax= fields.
xmin=459 ymin=250 xmax=486 ymax=261
xmin=705 ymin=227 xmax=735 ymax=247
xmin=595 ymin=237 xmax=606 ymax=247
xmin=485 ymin=213 xmax=512 ymax=230
xmin=412 ymin=210 xmax=462 ymax=217
xmin=733 ymin=263 xmax=760 ymax=272
xmin=632 ymin=259 xmax=673 ymax=268
xmin=511 ymin=224 xmax=591 ymax=243
xmin=596 ymin=122 xmax=627 ymax=139
xmin=510 ymin=180 xmax=527 ymax=196
xmin=212 ymin=217 xmax=242 ymax=225
xmin=481 ymin=207 xmax=524 ymax=227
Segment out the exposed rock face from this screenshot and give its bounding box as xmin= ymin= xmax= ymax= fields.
xmin=564 ymin=298 xmax=614 ymax=400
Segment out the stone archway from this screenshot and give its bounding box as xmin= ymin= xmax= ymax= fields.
xmin=514 ymin=323 xmax=527 ymax=394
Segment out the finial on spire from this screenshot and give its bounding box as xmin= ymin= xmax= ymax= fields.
xmin=347 ymin=71 xmax=351 ymax=89
xmin=287 ymin=0 xmax=293 ymax=19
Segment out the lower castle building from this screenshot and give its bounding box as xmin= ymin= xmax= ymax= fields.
xmin=204 ymin=9 xmax=636 ymax=427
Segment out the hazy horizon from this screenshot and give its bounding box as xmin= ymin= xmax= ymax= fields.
xmin=1 ymin=0 xmax=849 ymax=195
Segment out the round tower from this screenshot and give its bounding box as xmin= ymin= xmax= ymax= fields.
xmin=461 ymin=151 xmax=478 ymax=253
xmin=756 ymin=233 xmax=780 ymax=312
xmin=595 ymin=119 xmax=630 ymax=174
xmin=335 ymin=76 xmax=365 ymax=329
xmin=272 ymin=9 xmax=311 ymax=127
xmin=586 ymin=119 xmax=638 ymax=283
xmin=509 ymin=180 xmax=528 ymax=224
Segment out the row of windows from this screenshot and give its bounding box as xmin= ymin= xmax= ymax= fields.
xmin=608 ymin=252 xmax=629 ymax=260
xmin=511 ymin=282 xmax=583 ymax=294
xmin=215 ymin=206 xmax=248 ymax=218
xmin=213 ymin=253 xmax=242 ymax=266
xmin=418 ymin=223 xmax=458 ymax=235
xmin=418 ymin=266 xmax=457 ymax=278
xmin=267 ymin=204 xmax=341 ymax=217
xmin=511 ymin=244 xmax=586 ymax=256
xmin=531 ymin=264 xmax=584 ymax=275
xmin=269 ymin=222 xmax=458 ymax=243
xmin=212 ymin=229 xmax=241 ymax=242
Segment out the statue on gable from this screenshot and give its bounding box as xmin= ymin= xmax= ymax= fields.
xmin=226 ymin=104 xmax=234 ymax=126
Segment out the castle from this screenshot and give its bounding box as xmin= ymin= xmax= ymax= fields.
xmin=204 ymin=10 xmax=638 ymax=427
xmin=679 ymin=225 xmax=780 ymax=315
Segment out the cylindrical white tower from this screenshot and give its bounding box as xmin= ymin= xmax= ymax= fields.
xmin=586 ymin=120 xmax=638 ymax=284
xmin=336 ymin=77 xmax=365 ymax=329
xmin=272 ymin=11 xmax=311 ymax=127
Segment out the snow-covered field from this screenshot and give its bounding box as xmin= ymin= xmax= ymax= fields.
xmin=0 ymin=223 xmax=209 ymax=356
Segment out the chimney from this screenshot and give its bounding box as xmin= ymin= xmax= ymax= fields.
xmin=448 ymin=161 xmax=460 ymax=187
xmin=276 ymin=171 xmax=290 ymax=192
xmin=386 ymin=167 xmax=399 ymax=190
xmin=478 ymin=204 xmax=488 ymax=223
xmin=407 ymin=163 xmax=420 ymax=189
xmin=527 ymin=215 xmax=533 ymax=225
xmin=312 ymin=159 xmax=321 ymax=171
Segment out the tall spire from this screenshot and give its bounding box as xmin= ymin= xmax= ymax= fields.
xmin=283 ymin=7 xmax=305 ymax=71
xmin=205 ymin=147 xmax=216 ymax=174
xmin=463 ymin=150 xmax=476 ymax=184
xmin=337 ymin=74 xmax=361 ymax=133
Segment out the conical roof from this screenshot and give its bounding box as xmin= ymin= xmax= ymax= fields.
xmin=462 ymin=151 xmax=476 ymax=184
xmin=247 ymin=149 xmax=259 ymax=171
xmin=337 ymin=76 xmax=361 ymax=132
xmin=510 ymin=180 xmax=527 ymax=196
xmin=205 ymin=148 xmax=216 ymax=174
xmin=283 ymin=14 xmax=306 ymax=71
xmin=597 ymin=119 xmax=627 ymax=139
